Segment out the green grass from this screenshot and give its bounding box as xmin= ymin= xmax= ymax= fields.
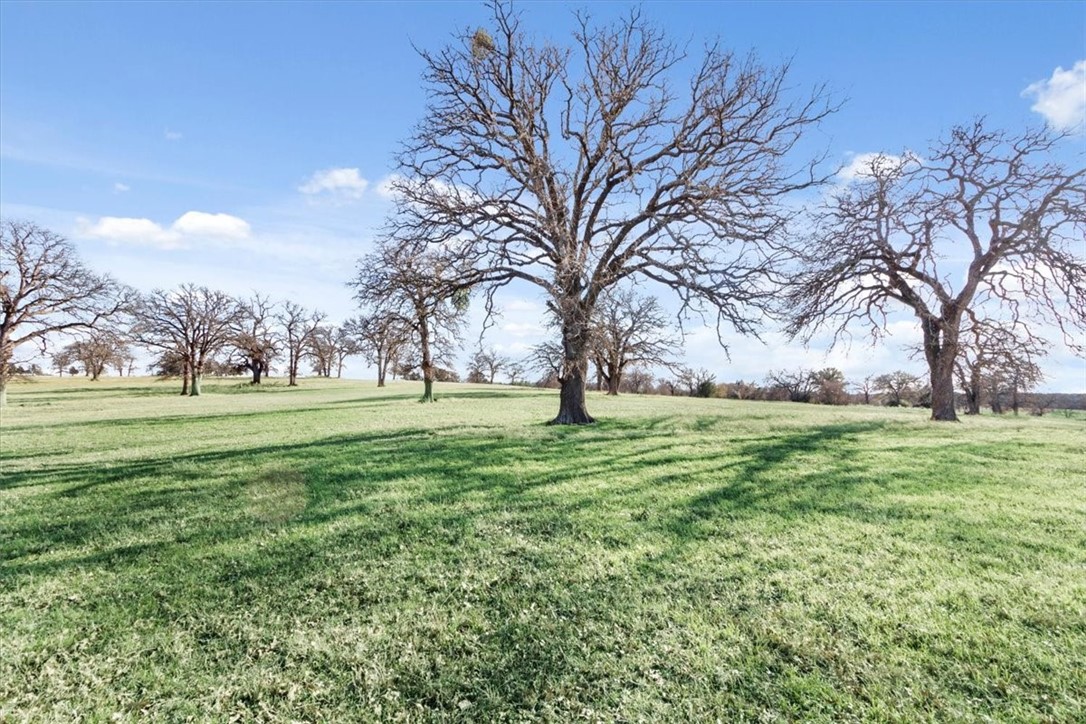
xmin=2 ymin=376 xmax=1084 ymax=722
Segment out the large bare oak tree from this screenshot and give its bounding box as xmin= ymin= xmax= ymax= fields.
xmin=0 ymin=219 xmax=129 ymax=406
xmin=787 ymin=121 xmax=1085 ymax=421
xmin=386 ymin=2 xmax=834 ymax=423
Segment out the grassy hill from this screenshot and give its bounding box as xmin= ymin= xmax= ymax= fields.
xmin=2 ymin=377 xmax=1083 ymax=721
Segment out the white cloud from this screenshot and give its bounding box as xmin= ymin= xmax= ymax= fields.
xmin=164 ymin=129 xmax=183 ymax=141
xmin=1022 ymin=61 xmax=1086 ymax=132
xmin=502 ymin=321 xmax=547 ymax=338
xmin=113 ymin=182 xmax=130 ymax=193
xmin=172 ymin=211 xmax=251 ymax=239
xmin=299 ymin=167 xmax=369 ymax=199
xmin=81 ymin=210 xmax=250 ymax=249
xmin=82 ymin=216 xmax=183 ymax=249
xmin=837 ymin=152 xmax=921 ymax=182
xmin=375 ymin=173 xmax=402 ymax=200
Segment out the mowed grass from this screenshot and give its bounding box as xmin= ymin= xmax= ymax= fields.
xmin=1 ymin=377 xmax=1084 ymax=722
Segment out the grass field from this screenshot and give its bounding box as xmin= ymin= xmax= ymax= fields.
xmin=1 ymin=376 xmax=1084 ymax=722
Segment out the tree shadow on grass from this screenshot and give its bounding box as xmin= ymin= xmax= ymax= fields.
xmin=3 ymin=415 xmax=1057 ymax=720
xmin=3 ymin=419 xmax=970 ymax=579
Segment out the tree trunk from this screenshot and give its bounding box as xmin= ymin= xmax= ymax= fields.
xmin=964 ymin=384 xmax=981 ymax=415
xmin=419 ymin=316 xmax=435 ymax=403
xmin=1011 ymin=383 xmax=1020 ymax=416
xmin=606 ymin=371 xmax=620 ymax=396
xmin=251 ymin=363 xmax=263 ymax=384
xmin=922 ymin=318 xmax=958 ymax=422
xmin=551 ymin=313 xmax=595 ymax=424
xmin=928 ymin=352 xmax=957 ymax=421
xmin=288 ymin=350 xmax=298 ymax=386
xmin=189 ymin=359 xmax=202 ymax=397
xmin=180 ymin=358 xmax=190 ymax=396
xmin=0 ymin=374 xmax=8 ymax=408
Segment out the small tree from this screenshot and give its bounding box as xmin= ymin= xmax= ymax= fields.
xmin=853 ymin=375 xmax=876 ymax=405
xmin=811 ymin=367 xmax=848 ymax=405
xmin=231 ymin=294 xmax=279 ymax=384
xmin=623 ymin=367 xmax=654 ymax=394
xmin=766 ymin=369 xmax=812 ymax=402
xmin=590 ymin=287 xmax=680 ymax=396
xmin=955 ymin=317 xmax=1046 ymax=415
xmin=278 ymin=302 xmax=325 ymax=387
xmin=0 ymin=219 xmax=129 ymax=405
xmin=506 ymin=360 xmax=527 ymax=386
xmin=350 ymin=240 xmax=469 ymax=402
xmin=874 ymin=370 xmax=922 ymax=407
xmin=57 ymin=329 xmax=127 ymax=381
xmin=467 ymin=347 xmax=508 ymax=385
xmin=133 ymin=285 xmax=241 ymax=396
xmin=343 ymin=313 xmax=411 ymax=387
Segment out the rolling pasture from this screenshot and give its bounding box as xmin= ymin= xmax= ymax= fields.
xmin=1 ymin=378 xmax=1083 ymax=721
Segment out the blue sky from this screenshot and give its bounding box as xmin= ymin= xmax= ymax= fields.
xmin=2 ymin=1 xmax=1084 ymax=390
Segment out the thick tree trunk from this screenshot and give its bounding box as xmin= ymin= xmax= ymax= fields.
xmin=251 ymin=363 xmax=263 ymax=384
xmin=0 ymin=373 xmax=8 ymax=408
xmin=922 ymin=319 xmax=958 ymax=422
xmin=551 ymin=312 xmax=595 ymax=425
xmin=606 ymin=372 xmax=620 ymax=396
xmin=1011 ymin=383 xmax=1020 ymax=416
xmin=288 ymin=351 xmax=298 ymax=386
xmin=553 ymin=365 xmax=595 ymax=424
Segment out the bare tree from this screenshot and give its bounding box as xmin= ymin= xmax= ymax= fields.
xmin=278 ymin=301 xmax=325 ymax=387
xmin=133 ymin=285 xmax=241 ymax=396
xmin=467 ymin=347 xmax=509 ymax=384
xmin=308 ymin=324 xmax=363 ymax=378
xmin=853 ymin=375 xmax=876 ymax=405
xmin=308 ymin=326 xmax=336 ymax=378
xmin=331 ymin=326 xmax=363 ymax=378
xmin=350 ymin=240 xmax=468 ymax=402
xmin=57 ymin=328 xmax=127 ymax=381
xmin=873 ymin=370 xmax=923 ymax=407
xmin=676 ymin=366 xmax=717 ymax=397
xmin=231 ymin=294 xmax=279 ymax=384
xmin=112 ymin=342 xmax=136 ymax=377
xmin=589 ymin=287 xmax=680 ymax=396
xmin=788 ymin=121 xmax=1085 ymax=421
xmin=954 ymin=316 xmax=1047 ymax=415
xmin=0 ymin=219 xmax=129 ymax=405
xmin=343 ymin=313 xmax=411 ymax=387
xmin=505 ymin=359 xmax=527 ymax=386
xmin=386 ymin=2 xmax=834 ymax=423
xmin=728 ymin=379 xmax=762 ymax=400
xmin=765 ymin=368 xmax=818 ymax=403
xmin=622 ymin=367 xmax=655 ymax=394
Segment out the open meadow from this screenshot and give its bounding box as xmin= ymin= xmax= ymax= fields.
xmin=1 ymin=377 xmax=1084 ymax=721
